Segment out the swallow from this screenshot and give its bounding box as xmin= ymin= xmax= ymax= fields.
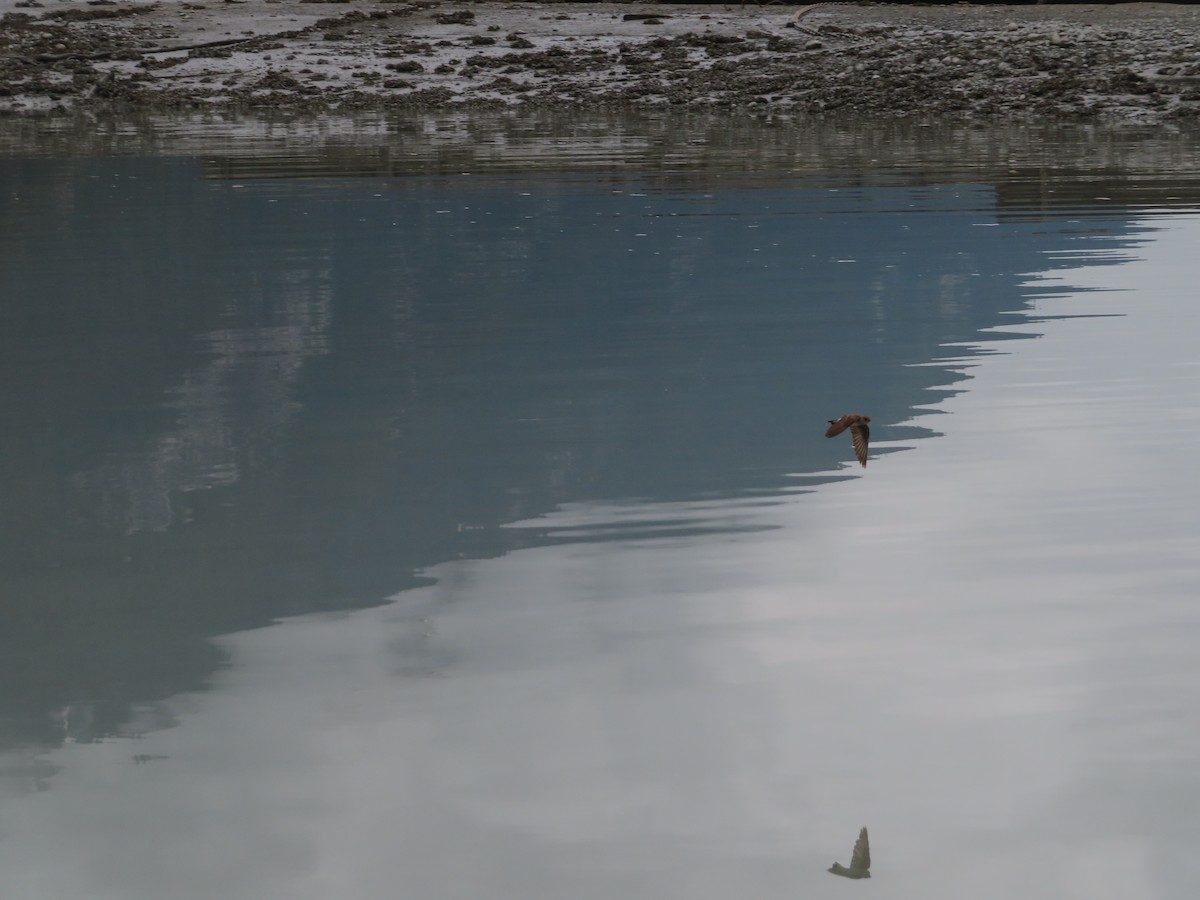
xmin=827 ymin=826 xmax=871 ymax=879
xmin=825 ymin=414 xmax=870 ymax=467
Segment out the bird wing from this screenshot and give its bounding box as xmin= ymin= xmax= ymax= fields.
xmin=825 ymin=417 xmax=849 ymax=438
xmin=849 ymin=423 xmax=870 ymax=467
xmin=850 ymin=827 xmax=870 ymax=872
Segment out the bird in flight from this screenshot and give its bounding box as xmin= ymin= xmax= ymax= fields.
xmin=827 ymin=826 xmax=871 ymax=879
xmin=825 ymin=414 xmax=871 ymax=467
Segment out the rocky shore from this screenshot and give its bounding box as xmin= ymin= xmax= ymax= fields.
xmin=3 ymin=1 xmax=1200 ymax=120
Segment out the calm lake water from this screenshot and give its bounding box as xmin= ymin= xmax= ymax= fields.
xmin=3 ymin=113 xmax=1200 ymax=899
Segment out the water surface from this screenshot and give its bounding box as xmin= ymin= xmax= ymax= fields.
xmin=2 ymin=114 xmax=1199 ymax=899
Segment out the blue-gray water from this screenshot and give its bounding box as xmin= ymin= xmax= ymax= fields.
xmin=2 ymin=115 xmax=1200 ymax=899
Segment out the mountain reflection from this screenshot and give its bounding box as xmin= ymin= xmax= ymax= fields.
xmin=0 ymin=124 xmax=1175 ymax=755
xmin=72 ymin=307 xmax=332 ymax=535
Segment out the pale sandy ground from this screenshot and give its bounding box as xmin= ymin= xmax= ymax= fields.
xmin=2 ymin=1 xmax=1200 ymax=120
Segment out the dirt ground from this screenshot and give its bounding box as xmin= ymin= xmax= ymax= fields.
xmin=3 ymin=1 xmax=1200 ymax=120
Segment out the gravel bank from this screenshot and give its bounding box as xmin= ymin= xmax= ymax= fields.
xmin=3 ymin=2 xmax=1200 ymax=120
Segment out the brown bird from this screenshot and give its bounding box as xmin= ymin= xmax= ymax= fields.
xmin=825 ymin=414 xmax=871 ymax=467
xmin=827 ymin=826 xmax=871 ymax=879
